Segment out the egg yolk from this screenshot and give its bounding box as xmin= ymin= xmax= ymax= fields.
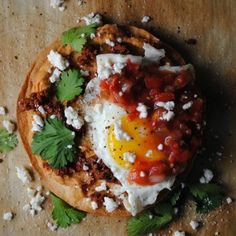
xmin=107 ymin=116 xmax=166 ymax=168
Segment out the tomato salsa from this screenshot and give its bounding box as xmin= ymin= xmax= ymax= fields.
xmin=100 ymin=61 xmax=204 ymax=186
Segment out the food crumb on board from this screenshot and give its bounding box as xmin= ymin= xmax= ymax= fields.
xmin=3 ymin=212 xmax=14 ymax=221
xmin=141 ymin=15 xmax=151 ymax=23
xmin=185 ymin=38 xmax=197 ymax=45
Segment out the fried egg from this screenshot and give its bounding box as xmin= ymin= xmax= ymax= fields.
xmin=82 ymin=76 xmax=175 ymax=216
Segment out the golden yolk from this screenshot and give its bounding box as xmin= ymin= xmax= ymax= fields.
xmin=107 ymin=116 xmax=166 ymax=168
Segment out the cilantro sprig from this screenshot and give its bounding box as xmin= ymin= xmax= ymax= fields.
xmin=127 ymin=182 xmax=225 ymax=236
xmin=56 ymin=69 xmax=85 ymax=102
xmin=61 ymin=24 xmax=97 ymax=52
xmin=0 ymin=128 xmax=18 ymax=153
xmin=51 ymin=193 xmax=86 ymax=228
xmin=31 ymin=117 xmax=76 ymax=168
xmin=189 ymin=183 xmax=224 ymax=213
xmin=128 ymin=203 xmax=173 ymax=236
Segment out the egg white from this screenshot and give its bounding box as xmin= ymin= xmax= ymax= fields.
xmin=82 ymin=77 xmax=175 ymax=216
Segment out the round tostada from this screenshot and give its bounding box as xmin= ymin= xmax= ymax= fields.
xmin=17 ymin=23 xmax=204 ymax=217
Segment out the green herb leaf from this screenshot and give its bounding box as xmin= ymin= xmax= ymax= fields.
xmin=170 ymin=190 xmax=182 ymax=206
xmin=127 ymin=203 xmax=173 ymax=236
xmin=51 ymin=193 xmax=86 ymax=228
xmin=0 ymin=128 xmax=18 ymax=153
xmin=61 ymin=24 xmax=97 ymax=52
xmin=32 ymin=117 xmax=76 ymax=168
xmin=71 ymin=38 xmax=87 ymax=52
xmin=56 ymin=69 xmax=85 ymax=102
xmin=189 ymin=183 xmax=224 ymax=213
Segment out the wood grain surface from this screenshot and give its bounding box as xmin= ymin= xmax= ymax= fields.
xmin=0 ymin=0 xmax=236 ymax=235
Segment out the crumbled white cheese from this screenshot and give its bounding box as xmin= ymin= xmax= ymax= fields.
xmin=174 ymin=207 xmax=178 ymax=214
xmin=145 ymin=149 xmax=153 ymax=157
xmin=29 ymin=192 xmax=45 ymax=213
xmin=38 ymin=105 xmax=46 ymax=115
xmin=140 ymin=171 xmax=146 ymax=177
xmin=226 ymin=197 xmax=233 ymax=204
xmin=82 ymin=164 xmax=89 ymax=171
xmin=47 ymin=221 xmax=58 ymax=231
xmin=0 ymin=106 xmax=6 ymax=115
xmin=123 ymin=152 xmax=136 ymax=163
xmin=199 ymin=169 xmax=213 ymax=184
xmin=161 ymin=110 xmax=175 ymax=121
xmin=81 ymin=12 xmax=102 ymax=25
xmin=36 ymin=186 xmax=43 ymax=192
xmin=91 ymin=201 xmax=98 ymax=210
xmin=173 ymin=231 xmax=186 ymax=236
xmin=95 ymin=181 xmax=107 ymax=192
xmin=110 ymin=184 xmax=125 ymax=196
xmin=27 ymin=187 xmax=36 ymax=198
xmin=50 ymin=114 xmax=56 ymax=119
xmin=105 ymin=39 xmax=115 ymax=47
xmin=64 ymin=106 xmax=84 ymax=130
xmin=141 ymin=15 xmax=151 ymax=23
xmin=143 ymin=43 xmax=165 ymax=63
xmin=16 ymin=167 xmax=32 ymax=184
xmin=103 ymin=197 xmax=118 ymax=212
xmin=32 ymin=114 xmax=44 ymax=132
xmin=155 ymin=101 xmax=175 ymax=122
xmin=136 ymin=103 xmax=148 ymax=119
xmin=47 ymin=50 xmax=69 ymax=71
xmin=155 ymin=101 xmax=175 ymax=111
xmin=77 ymin=0 xmax=85 ymax=6
xmin=182 ymin=101 xmax=193 ymax=110
xmin=50 ymin=0 xmax=66 ymax=11
xmin=49 ymin=68 xmax=61 ymax=83
xmin=113 ymin=120 xmax=131 ymax=141
xmin=80 ymin=70 xmax=89 ymax=76
xmin=96 ymin=54 xmax=142 ymax=80
xmin=117 ymin=37 xmax=122 ymax=43
xmin=157 ymin=144 xmax=164 ymax=151
xmin=190 ymin=220 xmax=200 ymax=230
xmin=90 ymin=33 xmax=96 ymax=39
xmin=3 ymin=120 xmax=15 ymax=133
xmin=3 ymin=212 xmax=13 ymax=221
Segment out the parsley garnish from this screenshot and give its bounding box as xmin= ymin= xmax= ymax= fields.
xmin=127 ymin=203 xmax=173 ymax=236
xmin=0 ymin=128 xmax=18 ymax=153
xmin=189 ymin=183 xmax=224 ymax=213
xmin=56 ymin=69 xmax=85 ymax=102
xmin=51 ymin=193 xmax=86 ymax=228
xmin=61 ymin=24 xmax=97 ymax=52
xmin=31 ymin=117 xmax=76 ymax=168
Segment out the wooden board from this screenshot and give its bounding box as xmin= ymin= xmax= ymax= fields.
xmin=0 ymin=0 xmax=236 ymax=235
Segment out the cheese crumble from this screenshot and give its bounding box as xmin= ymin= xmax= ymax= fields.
xmin=103 ymin=197 xmax=118 ymax=212
xmin=47 ymin=50 xmax=69 ymax=71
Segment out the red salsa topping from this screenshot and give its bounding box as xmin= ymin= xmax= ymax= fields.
xmin=100 ymin=60 xmax=204 ymax=186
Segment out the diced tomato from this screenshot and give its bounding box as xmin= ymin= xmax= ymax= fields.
xmin=174 ymin=71 xmax=192 ymax=89
xmin=99 ymin=79 xmax=110 ymax=90
xmin=144 ymin=75 xmax=162 ymax=89
xmin=128 ymin=161 xmax=170 ymax=185
xmin=154 ymin=92 xmax=175 ymax=102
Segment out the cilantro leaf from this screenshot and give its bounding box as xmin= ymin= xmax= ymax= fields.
xmin=51 ymin=193 xmax=86 ymax=228
xmin=61 ymin=24 xmax=97 ymax=52
xmin=189 ymin=183 xmax=224 ymax=213
xmin=170 ymin=190 xmax=182 ymax=206
xmin=0 ymin=128 xmax=18 ymax=153
xmin=127 ymin=203 xmax=173 ymax=236
xmin=32 ymin=117 xmax=76 ymax=168
xmin=71 ymin=38 xmax=87 ymax=52
xmin=56 ymin=69 xmax=85 ymax=102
